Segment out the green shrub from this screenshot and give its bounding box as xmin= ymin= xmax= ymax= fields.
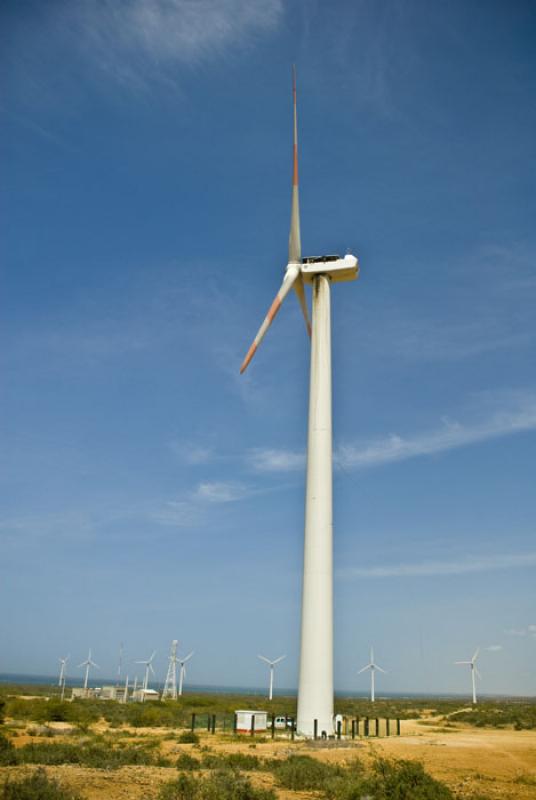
xmin=158 ymin=769 xmax=275 ymax=799
xmin=9 ymin=739 xmax=163 ymax=770
xmin=177 ymin=753 xmax=200 ymax=770
xmin=178 ymin=731 xmax=200 ymax=744
xmin=1 ymin=768 xmax=81 ymax=800
xmin=0 ymin=733 xmax=17 ymax=766
xmin=365 ymin=758 xmax=453 ymax=800
xmin=274 ymin=755 xmax=344 ymax=790
xmin=201 ymin=752 xmax=262 ymax=771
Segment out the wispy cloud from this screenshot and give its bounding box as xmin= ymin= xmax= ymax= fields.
xmin=74 ymin=0 xmax=283 ymax=87
xmin=504 ymin=625 xmax=536 ymax=638
xmin=151 ymin=479 xmax=258 ymax=528
xmin=193 ymin=481 xmax=249 ymax=503
xmin=336 ymin=396 xmax=536 ymax=469
xmin=340 ymin=551 xmax=536 ymax=579
xmin=486 ymin=645 xmax=503 ymax=652
xmin=249 ymin=393 xmax=536 ymax=472
xmin=249 ymin=448 xmax=305 ymax=472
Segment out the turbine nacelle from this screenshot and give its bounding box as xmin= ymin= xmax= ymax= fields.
xmin=300 ymin=254 xmax=359 ymax=284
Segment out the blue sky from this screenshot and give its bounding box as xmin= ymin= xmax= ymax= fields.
xmin=1 ymin=0 xmax=535 ymax=697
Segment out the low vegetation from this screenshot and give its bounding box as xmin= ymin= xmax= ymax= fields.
xmin=0 ymin=735 xmax=169 ymax=770
xmin=158 ymin=770 xmax=276 ymax=800
xmin=1 ymin=769 xmax=81 ymax=800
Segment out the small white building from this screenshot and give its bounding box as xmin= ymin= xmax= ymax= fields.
xmin=99 ymin=686 xmax=119 ymax=700
xmin=71 ymin=688 xmax=98 ymax=699
xmin=235 ymin=710 xmax=268 ymax=733
xmin=132 ymin=688 xmax=160 ymax=702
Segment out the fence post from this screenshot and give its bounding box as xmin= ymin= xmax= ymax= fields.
xmin=356 ymin=716 xmax=360 ymax=737
xmin=375 ymin=718 xmax=379 ymax=737
xmin=336 ymin=720 xmax=341 ymax=739
xmin=233 ymin=713 xmax=237 ymax=734
xmin=211 ymin=714 xmax=216 ymax=734
xmin=351 ymin=719 xmax=356 ymax=739
xmin=191 ymin=713 xmax=196 ymax=732
xmin=290 ymin=718 xmax=295 ymax=741
xmin=250 ymin=714 xmax=255 ymax=737
xmin=386 ymin=718 xmax=390 ymax=736
xmin=364 ymin=717 xmax=369 ymax=737
xmin=313 ymin=719 xmax=318 ymax=740
xmin=396 ymin=718 xmax=401 ymax=736
xmin=271 ymin=714 xmax=275 ymax=739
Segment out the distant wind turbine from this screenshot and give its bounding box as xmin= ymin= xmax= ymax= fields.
xmin=258 ymin=654 xmax=286 ymax=701
xmin=178 ymin=651 xmax=194 ymax=697
xmin=455 ymin=648 xmax=481 ymax=704
xmin=58 ymin=655 xmax=69 ymax=687
xmin=358 ymin=647 xmax=386 ymax=703
xmin=135 ymin=651 xmax=156 ymax=698
xmin=77 ymin=650 xmax=99 ymax=691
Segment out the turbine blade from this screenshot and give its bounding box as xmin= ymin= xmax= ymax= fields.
xmin=149 ymin=663 xmax=155 ymax=675
xmin=288 ymin=65 xmax=301 ymax=264
xmin=91 ymin=661 xmax=100 ymax=669
xmin=472 ymin=648 xmax=480 ymax=663
xmin=293 ymin=274 xmax=311 ymax=337
xmin=258 ymin=655 xmax=271 ymax=664
xmin=475 ymin=667 xmax=482 ymax=680
xmin=455 ymin=661 xmax=471 ymax=665
xmin=376 ymin=665 xmax=387 ymax=674
xmin=240 ymin=264 xmax=300 ymax=373
xmin=183 ymin=652 xmax=194 ymax=663
xmin=273 ymin=655 xmax=286 ymax=665
xmin=358 ymin=664 xmax=371 ymax=674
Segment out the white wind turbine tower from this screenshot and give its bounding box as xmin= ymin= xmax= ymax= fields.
xmin=135 ymin=651 xmax=156 ymax=698
xmin=178 ymin=651 xmax=194 ymax=697
xmin=455 ymin=648 xmax=481 ymax=704
xmin=358 ymin=647 xmax=386 ymax=703
xmin=77 ymin=650 xmax=99 ymax=692
xmin=240 ymin=69 xmax=359 ymax=736
xmin=58 ymin=655 xmax=69 ymax=687
xmin=162 ymin=640 xmax=180 ymax=700
xmin=258 ymin=654 xmax=286 ymax=701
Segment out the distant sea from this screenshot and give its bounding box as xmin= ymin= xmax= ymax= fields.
xmin=0 ymin=672 xmax=494 ymax=699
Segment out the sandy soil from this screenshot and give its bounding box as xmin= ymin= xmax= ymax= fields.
xmin=2 ymin=718 xmax=536 ymax=799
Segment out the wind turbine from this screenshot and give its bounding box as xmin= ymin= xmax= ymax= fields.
xmin=358 ymin=647 xmax=386 ymax=703
xmin=162 ymin=640 xmax=180 ymax=700
xmin=178 ymin=651 xmax=194 ymax=697
xmin=240 ymin=69 xmax=359 ymax=735
xmin=58 ymin=655 xmax=69 ymax=687
xmin=258 ymin=654 xmax=286 ymax=701
xmin=77 ymin=650 xmax=99 ymax=692
xmin=455 ymin=648 xmax=481 ymax=704
xmin=135 ymin=651 xmax=156 ymax=698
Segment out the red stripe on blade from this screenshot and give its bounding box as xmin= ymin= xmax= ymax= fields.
xmin=240 ymin=341 xmax=257 ymax=374
xmin=267 ymin=295 xmax=282 ymax=322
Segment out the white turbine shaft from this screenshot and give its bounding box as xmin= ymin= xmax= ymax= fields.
xmin=296 ymin=274 xmax=333 ymax=736
xmin=58 ymin=656 xmax=69 ymax=687
xmin=455 ymin=647 xmax=480 ymax=705
xmin=77 ymin=650 xmax=99 ymax=691
xmin=239 ymin=70 xmax=358 ymax=736
xmin=258 ymin=655 xmax=285 ymax=701
xmin=178 ymin=652 xmax=193 ymax=697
